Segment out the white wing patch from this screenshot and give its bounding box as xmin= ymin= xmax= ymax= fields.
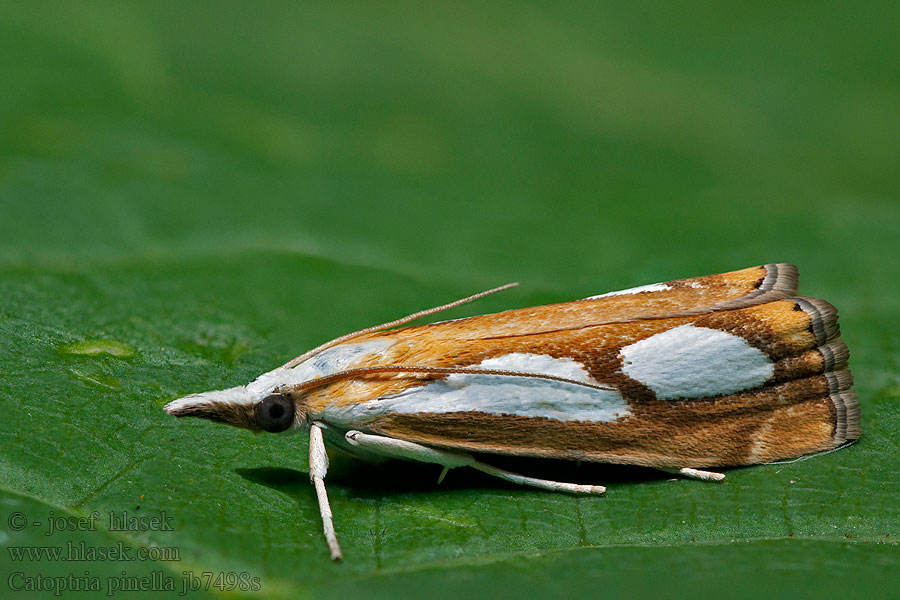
xmin=476 ymin=352 xmax=597 ymax=381
xmin=247 ymin=339 xmax=395 ymax=396
xmin=323 ymin=352 xmax=630 ymax=425
xmin=585 ymin=282 xmax=671 ymax=299
xmin=620 ymin=325 xmax=773 ymax=400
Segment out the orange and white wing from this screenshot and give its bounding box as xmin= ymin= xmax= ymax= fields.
xmin=291 ymin=264 xmax=857 ymax=468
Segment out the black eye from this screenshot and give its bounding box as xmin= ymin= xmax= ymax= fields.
xmin=254 ymin=394 xmax=296 ymax=433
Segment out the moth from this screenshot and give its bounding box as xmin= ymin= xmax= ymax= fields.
xmin=164 ymin=264 xmax=859 ymax=560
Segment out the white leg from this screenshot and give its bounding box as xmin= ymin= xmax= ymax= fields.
xmin=470 ymin=462 xmax=605 ymax=494
xmin=308 ymin=423 xmax=343 ymax=561
xmin=658 ymin=467 xmax=726 ymax=482
xmin=345 ymin=431 xmax=605 ymax=495
xmin=345 ymin=430 xmax=475 ymax=468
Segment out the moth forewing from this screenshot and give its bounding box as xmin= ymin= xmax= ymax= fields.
xmin=163 ymin=263 xmax=859 ymax=560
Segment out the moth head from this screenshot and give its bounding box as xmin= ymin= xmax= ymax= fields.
xmin=163 ymin=386 xmax=306 ymax=433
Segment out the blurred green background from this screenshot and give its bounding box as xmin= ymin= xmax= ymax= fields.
xmin=1 ymin=1 xmax=898 ymax=598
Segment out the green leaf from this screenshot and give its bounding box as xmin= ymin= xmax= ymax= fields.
xmin=2 ymin=2 xmax=899 ymax=599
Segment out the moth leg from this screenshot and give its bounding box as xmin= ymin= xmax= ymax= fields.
xmin=345 ymin=431 xmax=605 ymax=495
xmin=658 ymin=467 xmax=726 ymax=482
xmin=308 ymin=423 xmax=343 ymax=561
xmin=469 ymin=461 xmax=606 ymax=495
xmin=344 ymin=430 xmax=475 ymax=470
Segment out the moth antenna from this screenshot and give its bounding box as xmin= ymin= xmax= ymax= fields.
xmin=762 ymin=439 xmax=859 ymax=465
xmin=280 ymin=364 xmax=617 ymax=394
xmin=281 ymin=282 xmax=519 ymax=369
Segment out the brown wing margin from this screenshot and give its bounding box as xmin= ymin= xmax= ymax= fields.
xmin=797 ymin=296 xmax=861 ymax=444
xmin=772 ymin=295 xmax=860 ymax=449
xmin=708 ymin=263 xmax=799 ymax=311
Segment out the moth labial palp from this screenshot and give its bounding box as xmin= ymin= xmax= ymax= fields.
xmin=163 ymin=263 xmax=859 ymax=560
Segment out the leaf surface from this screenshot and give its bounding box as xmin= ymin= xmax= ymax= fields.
xmin=2 ymin=2 xmax=899 ymax=598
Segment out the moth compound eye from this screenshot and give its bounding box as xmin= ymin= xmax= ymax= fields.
xmin=254 ymin=394 xmax=296 ymax=433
